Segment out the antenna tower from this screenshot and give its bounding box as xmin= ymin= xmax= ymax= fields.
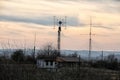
xmin=54 ymin=16 xmax=67 ymax=56
xmin=89 ymin=17 xmax=92 ymax=61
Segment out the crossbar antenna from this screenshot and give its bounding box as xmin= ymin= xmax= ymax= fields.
xmin=79 ymin=17 xmax=95 ymax=61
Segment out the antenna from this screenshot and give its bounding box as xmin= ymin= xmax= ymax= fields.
xmin=23 ymin=37 xmax=26 ymax=55
xmin=7 ymin=39 xmax=11 ymax=58
xmin=53 ymin=16 xmax=67 ymax=56
xmin=62 ymin=16 xmax=67 ymax=29
xmin=79 ymin=17 xmax=94 ymax=61
xmin=53 ymin=16 xmax=56 ymax=29
xmin=89 ymin=17 xmax=92 ymax=61
xmin=33 ymin=33 xmax=36 ymax=59
xmin=101 ymin=50 xmax=104 ymax=61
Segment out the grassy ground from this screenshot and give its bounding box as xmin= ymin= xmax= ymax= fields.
xmin=0 ymin=64 xmax=119 ymax=80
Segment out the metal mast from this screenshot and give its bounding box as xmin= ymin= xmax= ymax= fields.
xmin=89 ymin=17 xmax=92 ymax=61
xmin=54 ymin=16 xmax=66 ymax=56
xmin=33 ymin=33 xmax=36 ymax=59
xmin=101 ymin=51 xmax=104 ymax=61
xmin=58 ymin=21 xmax=62 ymax=56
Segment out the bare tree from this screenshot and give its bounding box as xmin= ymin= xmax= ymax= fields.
xmin=37 ymin=43 xmax=59 ymax=59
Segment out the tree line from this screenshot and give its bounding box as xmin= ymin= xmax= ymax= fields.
xmin=0 ymin=44 xmax=120 ymax=71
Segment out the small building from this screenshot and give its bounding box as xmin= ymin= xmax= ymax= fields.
xmin=37 ymin=56 xmax=80 ymax=69
xmin=56 ymin=57 xmax=80 ymax=67
xmin=37 ymin=56 xmax=57 ymax=69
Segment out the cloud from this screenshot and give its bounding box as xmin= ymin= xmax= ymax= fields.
xmin=0 ymin=15 xmax=79 ymax=27
xmin=93 ymin=25 xmax=114 ymax=30
xmin=115 ymin=0 xmax=120 ymax=1
xmin=0 ymin=15 xmax=51 ymax=26
xmin=0 ymin=0 xmax=120 ymax=50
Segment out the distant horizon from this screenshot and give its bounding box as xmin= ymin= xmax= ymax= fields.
xmin=0 ymin=49 xmax=120 ymax=60
xmin=0 ymin=48 xmax=120 ymax=52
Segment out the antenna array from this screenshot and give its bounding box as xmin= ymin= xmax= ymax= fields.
xmin=53 ymin=16 xmax=67 ymax=56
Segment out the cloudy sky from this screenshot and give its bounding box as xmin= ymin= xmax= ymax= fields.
xmin=0 ymin=0 xmax=120 ymax=51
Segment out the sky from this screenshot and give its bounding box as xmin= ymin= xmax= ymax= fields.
xmin=0 ymin=0 xmax=120 ymax=51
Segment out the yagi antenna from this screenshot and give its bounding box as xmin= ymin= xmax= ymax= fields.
xmin=53 ymin=16 xmax=56 ymax=29
xmin=53 ymin=16 xmax=67 ymax=56
xmin=61 ymin=16 xmax=67 ymax=29
xmin=53 ymin=16 xmax=67 ymax=29
xmin=64 ymin=16 xmax=67 ymax=29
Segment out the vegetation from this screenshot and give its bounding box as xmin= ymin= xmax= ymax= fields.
xmin=0 ymin=64 xmax=119 ymax=80
xmin=37 ymin=44 xmax=59 ymax=59
xmin=0 ymin=44 xmax=120 ymax=80
xmin=91 ymin=54 xmax=120 ymax=70
xmin=11 ymin=49 xmax=25 ymax=63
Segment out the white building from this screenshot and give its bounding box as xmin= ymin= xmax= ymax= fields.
xmin=37 ymin=56 xmax=57 ymax=69
xmin=37 ymin=56 xmax=80 ymax=69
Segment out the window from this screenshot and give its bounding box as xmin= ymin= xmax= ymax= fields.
xmin=50 ymin=61 xmax=53 ymax=66
xmin=46 ymin=61 xmax=48 ymax=66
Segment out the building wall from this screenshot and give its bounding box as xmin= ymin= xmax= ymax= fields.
xmin=37 ymin=60 xmax=56 ymax=69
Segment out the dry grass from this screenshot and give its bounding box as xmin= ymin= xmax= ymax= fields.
xmin=0 ymin=64 xmax=119 ymax=80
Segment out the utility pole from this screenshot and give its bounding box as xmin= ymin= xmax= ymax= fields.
xmin=33 ymin=33 xmax=36 ymax=60
xmin=23 ymin=37 xmax=26 ymax=56
xmin=101 ymin=51 xmax=104 ymax=61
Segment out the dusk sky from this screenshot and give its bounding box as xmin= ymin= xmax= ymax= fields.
xmin=0 ymin=0 xmax=120 ymax=51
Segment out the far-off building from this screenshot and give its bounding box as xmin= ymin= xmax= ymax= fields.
xmin=37 ymin=56 xmax=81 ymax=69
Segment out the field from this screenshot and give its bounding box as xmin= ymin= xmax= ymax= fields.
xmin=0 ymin=64 xmax=120 ymax=80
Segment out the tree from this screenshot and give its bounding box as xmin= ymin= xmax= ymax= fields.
xmin=37 ymin=43 xmax=59 ymax=59
xmin=11 ymin=49 xmax=25 ymax=63
xmin=107 ymin=54 xmax=115 ymax=62
xmin=104 ymin=54 xmax=119 ymax=70
xmin=25 ymin=55 xmax=35 ymax=64
xmin=72 ymin=51 xmax=78 ymax=57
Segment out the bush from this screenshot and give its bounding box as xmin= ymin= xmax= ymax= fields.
xmin=11 ymin=49 xmax=25 ymax=63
